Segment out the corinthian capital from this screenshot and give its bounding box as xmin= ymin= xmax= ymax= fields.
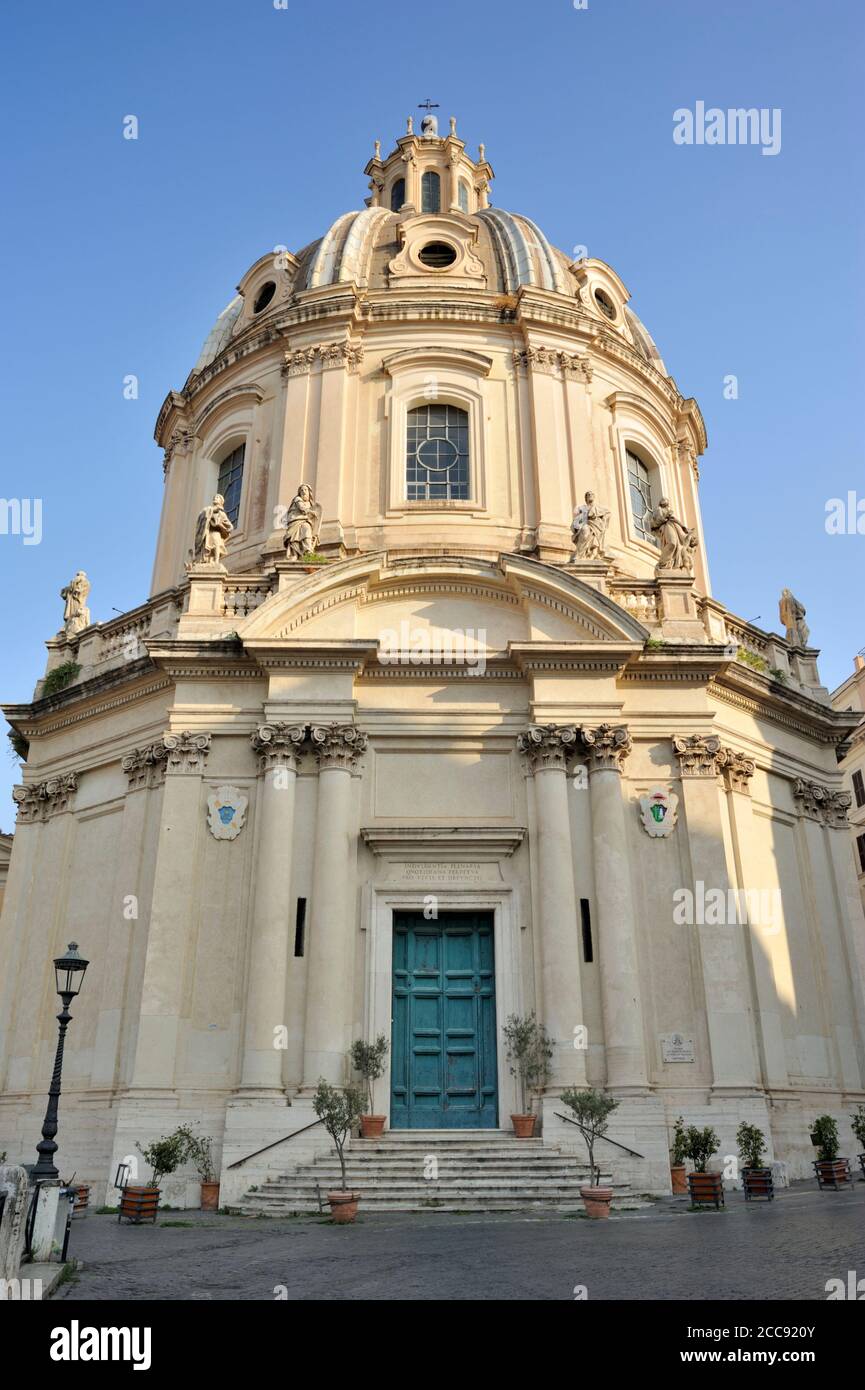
xmin=251 ymin=722 xmax=307 ymax=773
xmin=163 ymin=730 xmax=212 ymax=775
xmin=716 ymin=746 xmax=756 ymax=794
xmin=579 ymin=724 xmax=632 ymax=773
xmin=672 ymin=733 xmax=722 ymax=777
xmin=517 ymin=724 xmax=579 ymax=773
xmin=122 ymin=741 xmax=169 ymax=791
xmin=309 ymin=723 xmax=368 ymax=771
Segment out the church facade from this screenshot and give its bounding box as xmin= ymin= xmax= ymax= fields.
xmin=2 ymin=117 xmax=864 ymax=1203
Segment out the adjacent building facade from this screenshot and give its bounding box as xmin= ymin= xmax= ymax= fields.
xmin=2 ymin=118 xmax=864 ymax=1203
xmin=831 ymin=654 xmax=865 ymax=913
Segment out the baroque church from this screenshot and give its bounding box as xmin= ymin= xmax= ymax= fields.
xmin=2 ymin=114 xmax=864 ymax=1204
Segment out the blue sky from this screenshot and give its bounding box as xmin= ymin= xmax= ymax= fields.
xmin=1 ymin=0 xmax=863 ymax=825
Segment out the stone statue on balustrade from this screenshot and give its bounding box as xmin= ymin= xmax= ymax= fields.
xmin=779 ymin=588 xmax=810 ymax=647
xmin=571 ymin=491 xmax=610 ymax=561
xmin=650 ymin=498 xmax=698 ymax=574
xmin=60 ymin=571 xmax=91 ymax=636
xmin=283 ymin=483 xmax=322 ymax=561
xmin=192 ymin=494 xmax=234 ymax=568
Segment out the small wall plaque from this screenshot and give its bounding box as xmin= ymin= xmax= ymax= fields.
xmin=660 ymin=1032 xmax=695 ymax=1063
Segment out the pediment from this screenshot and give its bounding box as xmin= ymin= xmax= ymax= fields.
xmin=237 ymin=553 xmax=648 ymax=662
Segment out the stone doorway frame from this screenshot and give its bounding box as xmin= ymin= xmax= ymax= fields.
xmin=365 ymin=885 xmax=523 ymax=1126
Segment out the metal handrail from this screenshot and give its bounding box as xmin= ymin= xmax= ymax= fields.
xmin=554 ymin=1112 xmax=644 ymax=1160
xmin=226 ymin=1117 xmax=324 ymax=1169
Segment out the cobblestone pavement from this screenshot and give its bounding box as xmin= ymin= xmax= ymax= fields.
xmin=54 ymin=1181 xmax=863 ymax=1301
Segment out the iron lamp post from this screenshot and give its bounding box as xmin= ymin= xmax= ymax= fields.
xmin=31 ymin=941 xmax=89 ymax=1181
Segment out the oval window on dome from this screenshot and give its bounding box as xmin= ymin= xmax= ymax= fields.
xmin=253 ymin=281 xmax=276 ymax=314
xmin=594 ymin=288 xmax=616 ymax=320
xmin=418 ymin=241 xmax=457 ymax=269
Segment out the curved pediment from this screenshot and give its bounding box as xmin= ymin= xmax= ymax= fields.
xmin=237 ymin=553 xmax=648 ymax=659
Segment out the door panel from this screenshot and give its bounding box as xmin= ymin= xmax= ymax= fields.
xmin=391 ymin=911 xmax=497 ymax=1129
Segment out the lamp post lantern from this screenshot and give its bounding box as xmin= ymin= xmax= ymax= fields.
xmin=31 ymin=941 xmax=89 ymax=1181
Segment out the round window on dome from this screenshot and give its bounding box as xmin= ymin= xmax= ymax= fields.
xmin=418 ymin=241 xmax=458 ymax=269
xmin=594 ymin=288 xmax=616 ymax=320
xmin=253 ymin=281 xmax=277 ymax=313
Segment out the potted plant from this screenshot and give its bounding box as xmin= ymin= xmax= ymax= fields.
xmin=122 ymin=1130 xmax=187 ymax=1223
xmin=350 ymin=1034 xmax=389 ymax=1139
xmin=502 ymin=1011 xmax=553 ymax=1138
xmin=312 ymin=1079 xmax=367 ymax=1223
xmin=683 ymin=1126 xmax=723 ymax=1208
xmin=669 ymin=1115 xmax=688 ymax=1195
xmin=810 ymin=1115 xmax=851 ymax=1190
xmin=737 ymin=1121 xmax=773 ymax=1201
xmin=178 ymin=1127 xmax=220 ymax=1210
xmin=850 ymin=1105 xmax=865 ymax=1181
xmin=560 ymin=1086 xmax=619 ymax=1218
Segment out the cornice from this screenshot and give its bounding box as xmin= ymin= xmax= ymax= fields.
xmin=361 ymin=825 xmax=525 ymax=860
xmin=3 ymin=661 xmax=170 ymax=736
xmin=709 ymin=670 xmax=859 ymax=746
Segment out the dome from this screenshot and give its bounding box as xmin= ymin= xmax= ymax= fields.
xmin=189 ymin=121 xmax=667 ymax=380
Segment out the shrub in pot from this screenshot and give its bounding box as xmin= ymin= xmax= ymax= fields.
xmin=312 ymin=1079 xmax=367 ymax=1223
xmin=178 ymin=1127 xmax=220 ymax=1210
xmin=350 ymin=1034 xmax=389 ymax=1139
xmin=736 ymin=1121 xmax=773 ymax=1201
xmin=123 ymin=1131 xmax=187 ymax=1223
xmin=560 ymin=1086 xmax=619 ymax=1218
xmin=850 ymin=1105 xmax=865 ymax=1181
xmin=683 ymin=1126 xmax=723 ymax=1208
xmin=502 ymin=1011 xmax=553 ymax=1138
xmin=669 ymin=1115 xmax=688 ymax=1195
xmin=810 ymin=1115 xmax=851 ymax=1190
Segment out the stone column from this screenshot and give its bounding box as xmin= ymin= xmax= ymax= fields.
xmin=517 ymin=725 xmax=587 ymax=1089
xmin=128 ymin=731 xmax=211 ymax=1090
xmin=672 ymin=734 xmax=760 ymax=1093
xmin=717 ymin=748 xmax=789 ymax=1091
xmin=240 ymin=723 xmax=307 ymax=1093
xmin=581 ymin=724 xmax=649 ymax=1092
xmin=301 ymin=724 xmax=367 ymax=1088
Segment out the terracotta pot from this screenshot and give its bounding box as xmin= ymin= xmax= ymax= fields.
xmin=119 ymin=1185 xmax=160 ymax=1224
xmin=200 ymin=1180 xmax=220 ymax=1211
xmin=580 ymin=1185 xmax=613 ymax=1219
xmin=813 ymin=1158 xmax=852 ymax=1190
xmin=687 ymin=1171 xmax=724 ymax=1209
xmin=71 ymin=1184 xmax=91 ymax=1218
xmin=360 ymin=1115 xmax=386 ymax=1139
xmin=327 ymin=1191 xmax=360 ymax=1224
xmin=511 ymin=1113 xmax=537 ymax=1139
xmin=742 ymin=1166 xmax=774 ymax=1202
xmin=670 ymin=1163 xmax=688 ymax=1195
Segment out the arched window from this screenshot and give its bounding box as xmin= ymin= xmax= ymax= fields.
xmin=406 ymin=404 xmax=469 ymax=501
xmin=390 ymin=178 xmax=405 ymax=212
xmin=217 ymin=443 xmax=245 ymax=526
xmin=421 ymin=171 xmax=441 ymax=214
xmin=458 ymin=179 xmax=470 ymax=213
xmin=626 ymin=448 xmax=657 ymax=544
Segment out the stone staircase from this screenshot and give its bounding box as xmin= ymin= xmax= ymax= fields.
xmin=236 ymin=1130 xmax=647 ymax=1215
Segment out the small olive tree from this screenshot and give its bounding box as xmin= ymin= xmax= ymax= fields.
xmin=683 ymin=1126 xmax=719 ymax=1174
xmin=312 ymin=1080 xmax=367 ymax=1191
xmin=350 ymin=1034 xmax=389 ymax=1115
xmin=849 ymin=1105 xmax=865 ymax=1152
xmin=810 ymin=1115 xmax=839 ymax=1163
xmin=136 ymin=1131 xmax=187 ymax=1187
xmin=736 ymin=1122 xmax=767 ymax=1172
xmin=502 ymin=1012 xmax=554 ymax=1115
xmin=670 ymin=1115 xmax=688 ymax=1166
xmin=560 ymin=1087 xmax=619 ymax=1186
